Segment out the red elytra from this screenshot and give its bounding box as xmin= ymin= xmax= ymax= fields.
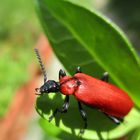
xmin=60 ymin=73 xmax=133 ymax=118
xmin=34 ymin=48 xmax=133 ymax=134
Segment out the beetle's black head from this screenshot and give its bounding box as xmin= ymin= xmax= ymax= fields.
xmin=35 ymin=80 xmax=60 ymax=95
xmin=34 ymin=49 xmax=60 ymax=95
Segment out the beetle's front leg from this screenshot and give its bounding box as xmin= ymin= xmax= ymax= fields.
xmin=49 ymin=95 xmax=69 ymax=122
xmin=59 ymin=69 xmax=66 ymax=79
xmin=101 ymin=72 xmax=109 ymax=82
xmin=77 ymin=101 xmax=87 ymax=135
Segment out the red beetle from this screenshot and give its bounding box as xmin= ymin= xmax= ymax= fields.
xmin=34 ymin=49 xmax=133 ymax=134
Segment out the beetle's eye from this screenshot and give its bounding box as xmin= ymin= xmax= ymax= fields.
xmin=35 ymin=88 xmax=42 ymax=95
xmin=35 ymin=88 xmax=40 ymax=92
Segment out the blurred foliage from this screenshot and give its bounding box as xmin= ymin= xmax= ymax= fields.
xmin=0 ymin=0 xmax=40 ymax=117
xmin=0 ymin=1 xmax=40 ymax=39
xmin=108 ymin=0 xmax=140 ymax=52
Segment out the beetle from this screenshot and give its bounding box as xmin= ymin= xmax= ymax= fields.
xmin=34 ymin=48 xmax=133 ymax=134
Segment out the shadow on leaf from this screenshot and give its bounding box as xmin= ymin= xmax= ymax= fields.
xmin=36 ymin=93 xmax=119 ymax=139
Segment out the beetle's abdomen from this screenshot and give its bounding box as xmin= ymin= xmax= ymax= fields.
xmin=74 ymin=73 xmax=133 ymax=118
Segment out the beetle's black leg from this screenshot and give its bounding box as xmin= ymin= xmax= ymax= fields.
xmin=77 ymin=101 xmax=87 ymax=134
xmin=49 ymin=95 xmax=69 ymax=122
xmin=76 ymin=66 xmax=82 ymax=73
xmin=104 ymin=113 xmax=123 ymax=124
xmin=101 ymin=72 xmax=109 ymax=82
xmin=59 ymin=69 xmax=66 ymax=79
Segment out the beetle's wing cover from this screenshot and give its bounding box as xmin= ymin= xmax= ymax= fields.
xmin=74 ymin=73 xmax=133 ymax=118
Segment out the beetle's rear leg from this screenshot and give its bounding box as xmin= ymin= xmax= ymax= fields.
xmin=76 ymin=66 xmax=82 ymax=73
xmin=77 ymin=101 xmax=87 ymax=135
xmin=101 ymin=72 xmax=109 ymax=82
xmin=49 ymin=95 xmax=69 ymax=122
xmin=104 ymin=113 xmax=123 ymax=124
xmin=101 ymin=73 xmax=124 ymax=124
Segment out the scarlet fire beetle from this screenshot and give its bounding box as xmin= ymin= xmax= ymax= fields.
xmin=34 ymin=48 xmax=133 ymax=134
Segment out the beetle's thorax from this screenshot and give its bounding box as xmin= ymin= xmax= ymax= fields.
xmin=60 ymin=76 xmax=80 ymax=95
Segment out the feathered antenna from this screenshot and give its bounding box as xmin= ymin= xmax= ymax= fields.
xmin=34 ymin=48 xmax=47 ymax=83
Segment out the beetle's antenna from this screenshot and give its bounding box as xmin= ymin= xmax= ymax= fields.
xmin=34 ymin=48 xmax=47 ymax=83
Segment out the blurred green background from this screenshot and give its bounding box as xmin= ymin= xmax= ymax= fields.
xmin=0 ymin=0 xmax=140 ymax=140
xmin=0 ymin=0 xmax=40 ymax=116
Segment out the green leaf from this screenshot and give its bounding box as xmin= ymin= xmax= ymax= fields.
xmin=36 ymin=0 xmax=140 ymax=139
xmin=39 ymin=118 xmax=82 ymax=140
xmin=36 ymin=0 xmax=140 ymax=107
xmin=127 ymin=127 xmax=140 ymax=140
xmin=36 ymin=0 xmax=105 ymax=78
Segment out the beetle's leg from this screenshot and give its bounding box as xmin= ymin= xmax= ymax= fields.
xmin=49 ymin=95 xmax=69 ymax=122
xmin=75 ymin=66 xmax=82 ymax=73
xmin=59 ymin=69 xmax=66 ymax=79
xmin=104 ymin=113 xmax=123 ymax=124
xmin=77 ymin=101 xmax=87 ymax=134
xmin=101 ymin=72 xmax=109 ymax=82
